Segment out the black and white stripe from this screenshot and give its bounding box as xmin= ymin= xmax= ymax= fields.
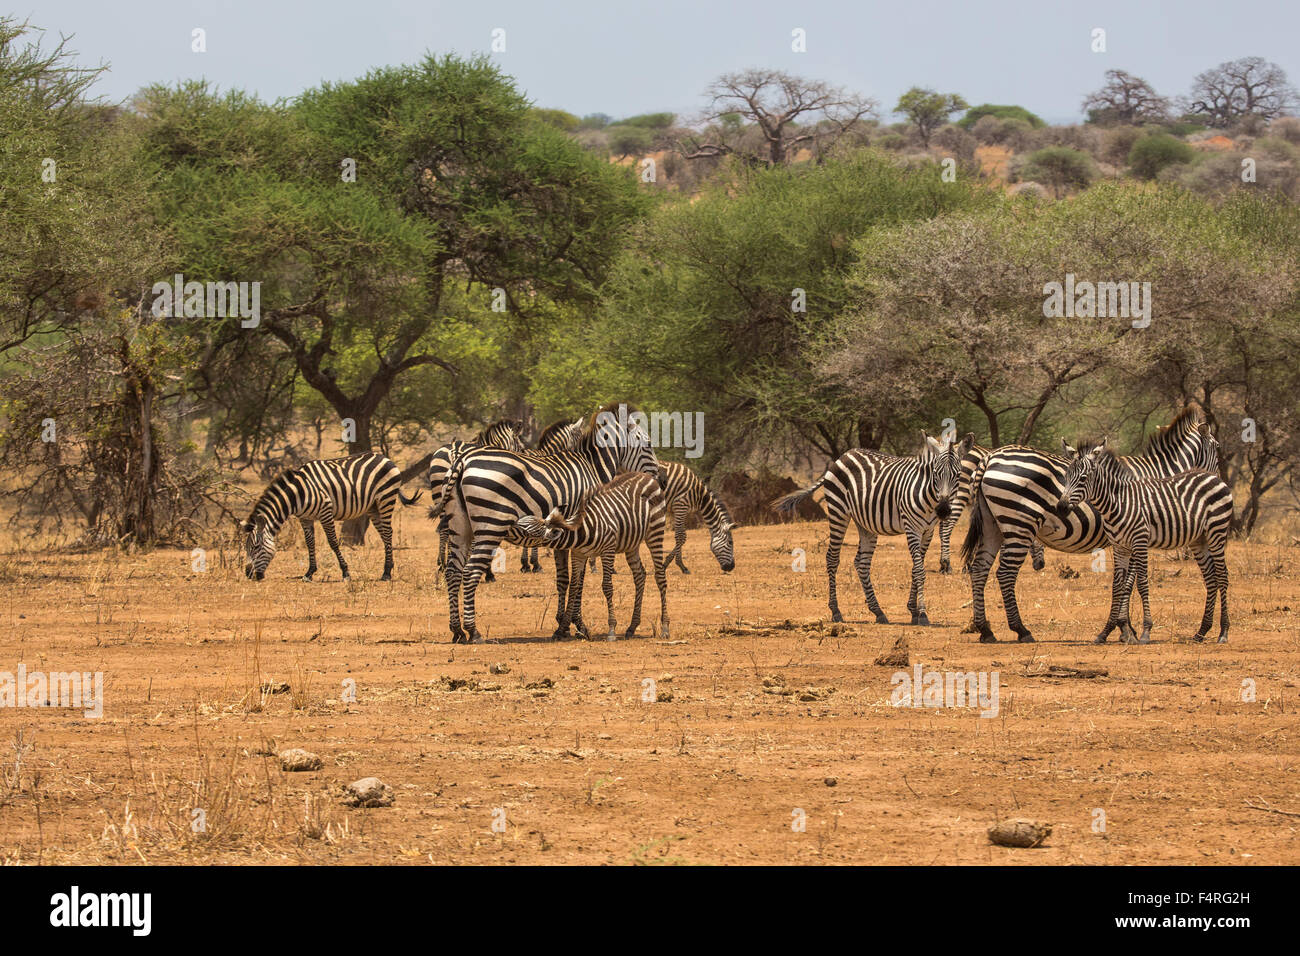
xmin=242 ymin=453 xmax=421 ymax=581
xmin=517 ymin=416 xmax=585 ymax=572
xmin=772 ymin=432 xmax=975 ymax=626
xmin=427 ymin=420 xmax=526 ymax=578
xmin=1057 ymin=440 xmax=1232 ymax=643
xmin=440 ymin=403 xmax=663 ymax=644
xmin=660 ymin=460 xmax=736 ymax=574
xmin=514 ymin=472 xmax=669 ymax=640
xmin=935 ymin=442 xmax=1043 ymax=575
xmin=961 ymin=407 xmax=1217 ymax=643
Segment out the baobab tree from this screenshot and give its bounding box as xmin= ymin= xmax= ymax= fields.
xmin=1187 ymin=57 xmax=1298 ymax=127
xmin=682 ymin=69 xmax=877 ymax=166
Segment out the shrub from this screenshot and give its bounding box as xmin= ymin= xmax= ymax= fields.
xmin=957 ymin=103 xmax=1046 ymax=130
xmin=1128 ymin=133 xmax=1195 ymax=179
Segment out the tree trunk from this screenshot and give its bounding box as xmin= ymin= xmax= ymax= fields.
xmin=342 ymin=409 xmax=373 ymax=545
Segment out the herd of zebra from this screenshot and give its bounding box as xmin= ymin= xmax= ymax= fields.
xmin=240 ymin=403 xmax=1231 ymax=646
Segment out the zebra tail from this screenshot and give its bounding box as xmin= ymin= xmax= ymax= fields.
xmin=398 ymin=488 xmax=423 ymax=507
xmin=960 ymin=489 xmax=985 ymax=570
xmin=771 ymin=474 xmax=827 ymax=516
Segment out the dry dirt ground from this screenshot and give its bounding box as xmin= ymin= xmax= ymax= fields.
xmin=0 ymin=513 xmax=1297 ymax=865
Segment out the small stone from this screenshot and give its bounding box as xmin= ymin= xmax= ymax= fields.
xmin=824 ymin=777 xmax=838 ymax=787
xmin=343 ymin=777 xmax=394 ymax=808
xmin=988 ymin=819 xmax=1052 ymax=848
xmin=278 ymin=748 xmax=322 ymax=772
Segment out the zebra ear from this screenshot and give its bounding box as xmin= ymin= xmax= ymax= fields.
xmin=959 ymin=432 xmax=975 ymax=455
xmin=1197 ymin=421 xmax=1210 ymax=438
xmin=240 ymin=520 xmax=254 ymax=534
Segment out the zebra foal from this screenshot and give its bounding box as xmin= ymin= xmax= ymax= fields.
xmin=1056 ymin=439 xmax=1232 ymax=644
xmin=514 ymin=472 xmax=670 ymax=640
xmin=242 ymin=453 xmax=421 ymax=582
xmin=660 ymin=460 xmax=736 ymax=574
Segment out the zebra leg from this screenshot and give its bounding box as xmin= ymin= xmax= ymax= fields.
xmin=1095 ymin=547 xmax=1124 ymax=643
xmin=993 ymin=542 xmax=1034 ymax=642
xmin=601 ymin=553 xmax=617 ymax=640
xmin=460 ymin=538 xmax=499 ymax=644
xmin=907 ymin=527 xmax=932 ymax=626
xmin=967 ymin=497 xmax=1001 ymax=642
xmin=652 ymin=536 xmax=669 ymax=640
xmin=446 ymin=546 xmax=466 ymax=643
xmin=1191 ymin=545 xmax=1216 ymax=642
xmin=938 ymin=516 xmax=953 ymax=574
xmin=1133 ymin=548 xmax=1153 ymax=643
xmin=825 ymin=509 xmax=849 ymax=623
xmin=625 ymin=550 xmax=647 ymax=638
xmin=1030 ymin=541 xmax=1046 ymax=572
xmin=530 ymin=547 xmax=541 ymax=573
xmin=1214 ymin=548 xmax=1229 ymax=643
xmin=670 ymin=502 xmax=690 ymax=574
xmin=300 ymin=519 xmax=318 ymax=581
xmin=1115 ymin=557 xmax=1141 ymax=645
xmin=568 ymin=558 xmax=590 ymax=639
xmin=319 ymin=514 xmax=350 ymax=581
xmin=373 ymin=510 xmax=395 ymax=581
xmin=437 ymin=529 xmax=448 ymax=579
xmin=853 ymin=528 xmax=889 ymax=625
xmin=552 ymin=550 xmax=573 ymax=640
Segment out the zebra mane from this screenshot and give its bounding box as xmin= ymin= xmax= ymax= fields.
xmin=578 ymin=402 xmax=641 ymax=444
xmin=247 ymin=470 xmax=296 ymax=526
xmin=1144 ymin=405 xmax=1202 ymax=457
xmin=475 ymin=418 xmax=523 ymax=445
xmin=536 ymin=417 xmax=580 ymax=449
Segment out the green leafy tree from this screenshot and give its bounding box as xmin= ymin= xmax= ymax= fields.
xmin=894 ymin=87 xmax=969 ymax=147
xmin=1020 ymin=146 xmax=1097 ymax=197
xmin=1127 ymin=133 xmax=1194 ymax=180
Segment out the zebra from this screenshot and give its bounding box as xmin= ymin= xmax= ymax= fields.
xmin=960 ymin=407 xmax=1217 ymax=643
xmin=772 ymin=432 xmax=975 ymax=626
xmin=660 ymin=460 xmax=736 ymax=574
xmin=1054 ymin=439 xmax=1232 ymax=644
xmin=241 ymin=452 xmax=422 ymax=582
xmin=935 ymin=442 xmax=1043 ymax=575
xmin=427 ymin=420 xmax=526 ymax=580
xmin=517 ymin=416 xmax=586 ymax=573
xmin=514 ymin=472 xmax=669 ymax=640
xmin=438 ymin=402 xmax=663 ymax=644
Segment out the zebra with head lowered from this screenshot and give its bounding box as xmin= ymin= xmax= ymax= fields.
xmin=242 ymin=453 xmax=421 ymax=582
xmin=772 ymin=432 xmax=975 ymax=626
xmin=438 ymin=402 xmax=663 ymax=644
xmin=935 ymin=442 xmax=1044 ymax=575
xmin=1054 ymin=437 xmax=1232 ymax=644
xmin=961 ymin=406 xmax=1217 ymax=643
xmin=427 ymin=419 xmax=526 ymax=580
xmin=517 ymin=416 xmax=586 ymax=573
xmin=514 ymin=472 xmax=670 ymax=640
xmin=659 ymin=460 xmax=736 ymax=574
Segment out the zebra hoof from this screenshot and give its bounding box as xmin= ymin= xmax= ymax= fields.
xmin=1016 ymin=631 xmax=1036 ymax=643
xmin=1191 ymin=633 xmax=1207 ymax=643
xmin=1093 ymin=633 xmax=1109 ymax=644
xmin=302 ymin=574 xmax=314 ymax=582
xmin=911 ymin=613 xmax=930 ymax=626
xmin=1216 ymin=634 xmax=1228 ymax=644
xmin=551 ymin=627 xmax=569 ymax=642
xmin=938 ymin=560 xmax=951 ymax=575
xmin=978 ymin=627 xmax=997 ymax=644
xmin=467 ymin=630 xmax=485 ymax=645
xmin=1032 ymin=558 xmax=1046 ymax=572
xmin=874 ymin=614 xmax=890 ymax=625
xmin=1120 ymin=630 xmax=1139 ymax=645
xmin=830 ymin=610 xmax=844 ymax=624
xmin=484 ymin=571 xmax=496 ymax=584
xmin=450 ymin=628 xmax=466 ymax=644
xmin=679 ymin=566 xmax=691 ymax=575
xmin=1139 ymin=630 xmax=1152 ymax=644
xmin=380 ymin=573 xmax=392 ymax=582
xmin=623 ymin=626 xmax=638 ymax=639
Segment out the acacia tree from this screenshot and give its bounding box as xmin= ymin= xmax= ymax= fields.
xmin=894 ymin=87 xmax=969 ymax=147
xmin=682 ymin=69 xmax=876 ymax=166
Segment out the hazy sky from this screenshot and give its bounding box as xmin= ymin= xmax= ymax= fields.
xmin=22 ymin=0 xmax=1300 ymax=124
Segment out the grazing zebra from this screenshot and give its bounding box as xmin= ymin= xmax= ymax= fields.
xmin=1055 ymin=439 xmax=1232 ymax=644
xmin=514 ymin=472 xmax=669 ymax=640
xmin=518 ymin=416 xmax=586 ymax=573
xmin=772 ymin=432 xmax=975 ymax=626
xmin=439 ymin=403 xmax=663 ymax=644
xmin=427 ymin=420 xmax=526 ymax=579
xmin=660 ymin=461 xmax=736 ymax=574
xmin=935 ymin=442 xmax=1044 ymax=575
xmin=961 ymin=407 xmax=1217 ymax=643
xmin=241 ymin=453 xmax=421 ymax=581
